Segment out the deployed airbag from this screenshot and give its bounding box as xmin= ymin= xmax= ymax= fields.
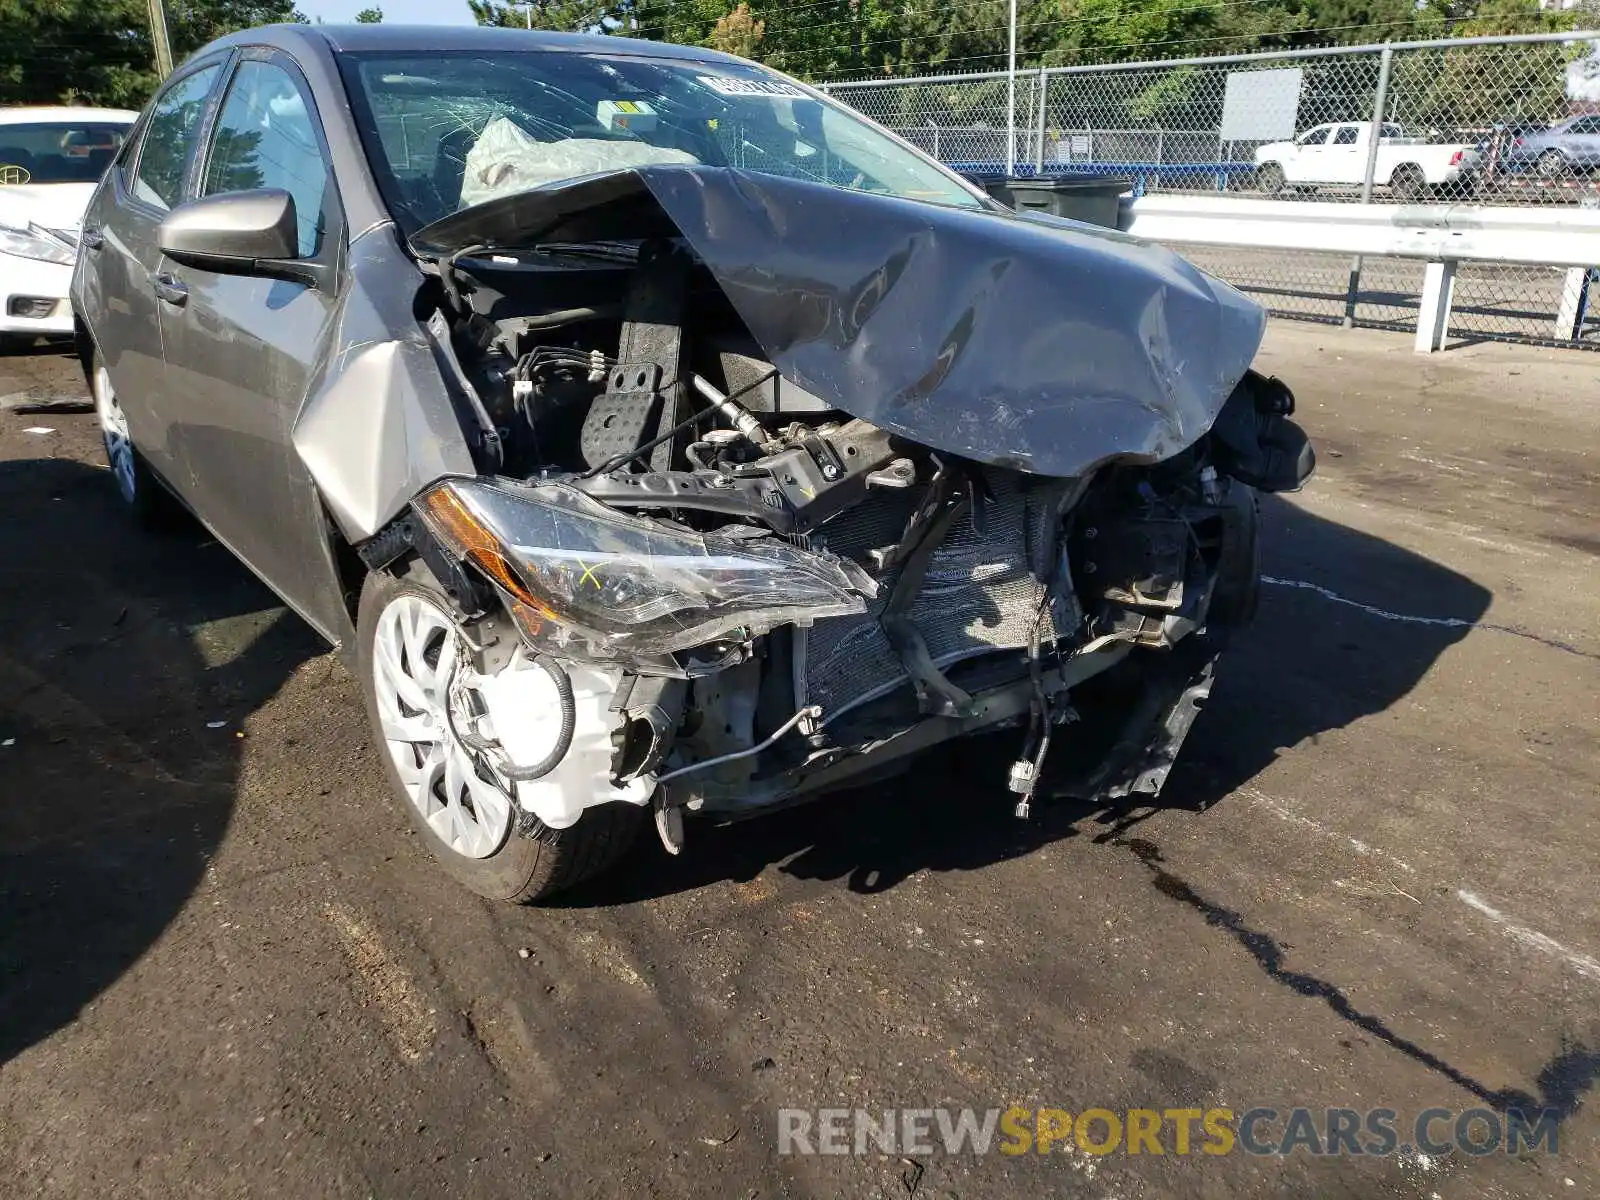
xmin=459 ymin=117 xmax=698 ymax=209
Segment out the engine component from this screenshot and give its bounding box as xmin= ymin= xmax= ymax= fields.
xmin=610 ymin=674 xmax=687 ymax=780
xmin=704 ymin=338 xmax=832 ymax=415
xmin=1076 ymin=509 xmax=1211 ymax=650
xmin=691 ymin=373 xmax=769 ymax=449
xmin=580 ymin=243 xmax=690 ymax=470
xmin=656 ymin=704 xmax=821 ymax=784
xmin=804 ymin=469 xmax=1056 ymax=723
xmin=730 ymin=419 xmax=902 ymax=533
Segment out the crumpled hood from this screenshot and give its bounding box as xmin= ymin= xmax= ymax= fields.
xmin=412 ymin=167 xmax=1266 ymax=478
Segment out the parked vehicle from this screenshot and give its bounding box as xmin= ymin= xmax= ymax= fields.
xmin=0 ymin=106 xmax=137 ymax=343
xmin=73 ymin=26 xmax=1312 ymax=901
xmin=1498 ymin=115 xmax=1600 ymax=178
xmin=1253 ymin=121 xmax=1479 ymax=199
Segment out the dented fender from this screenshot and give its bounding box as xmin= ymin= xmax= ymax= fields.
xmin=291 ymin=225 xmax=477 ymax=544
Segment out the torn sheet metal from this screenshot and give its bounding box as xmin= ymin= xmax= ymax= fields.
xmin=411 ymin=166 xmax=1266 ymax=478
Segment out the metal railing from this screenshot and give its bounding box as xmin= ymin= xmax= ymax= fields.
xmin=1122 ymin=195 xmax=1600 ymax=350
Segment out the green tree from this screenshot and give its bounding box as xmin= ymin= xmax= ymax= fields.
xmin=0 ymin=0 xmax=302 ymax=108
xmin=468 ymin=0 xmax=614 ymax=30
xmin=354 ymin=4 xmax=383 ymax=19
xmin=1388 ymin=0 xmax=1582 ymax=131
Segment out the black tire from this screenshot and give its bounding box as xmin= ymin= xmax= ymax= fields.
xmin=356 ymin=565 xmax=644 ymax=903
xmin=89 ymin=350 xmax=184 ymax=529
xmin=1390 ymin=163 xmax=1426 ymax=201
xmin=1208 ymin=484 xmax=1261 ymax=630
xmin=1256 ymin=162 xmax=1285 ymax=194
xmin=1537 ymin=149 xmax=1570 ymax=180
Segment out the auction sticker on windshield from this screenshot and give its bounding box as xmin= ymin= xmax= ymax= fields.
xmin=697 ymin=75 xmax=804 ymax=97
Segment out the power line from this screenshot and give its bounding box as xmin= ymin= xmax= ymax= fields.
xmin=823 ymin=12 xmax=1568 ymax=77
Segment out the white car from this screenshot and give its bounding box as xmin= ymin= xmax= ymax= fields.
xmin=1253 ymin=121 xmax=1480 ymax=199
xmin=0 ymin=106 xmax=138 ymax=344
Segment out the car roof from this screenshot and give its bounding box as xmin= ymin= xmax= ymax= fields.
xmin=222 ymin=22 xmax=748 ymax=66
xmin=0 ymin=106 xmax=139 ymax=125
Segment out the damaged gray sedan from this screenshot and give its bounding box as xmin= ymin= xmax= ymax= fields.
xmin=72 ymin=25 xmax=1313 ymax=900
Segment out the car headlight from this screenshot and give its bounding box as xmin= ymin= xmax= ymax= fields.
xmin=0 ymin=224 xmax=75 ymax=266
xmin=414 ymin=478 xmax=875 ymax=656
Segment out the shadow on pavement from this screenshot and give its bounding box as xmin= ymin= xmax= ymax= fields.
xmin=570 ymin=491 xmax=1493 ymax=901
xmin=0 ymin=457 xmax=321 ymax=1067
xmin=1114 ymin=833 xmax=1600 ymax=1119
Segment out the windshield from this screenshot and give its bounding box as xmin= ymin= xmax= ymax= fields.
xmin=340 ymin=49 xmax=983 ymax=231
xmin=0 ymin=121 xmax=131 ymax=185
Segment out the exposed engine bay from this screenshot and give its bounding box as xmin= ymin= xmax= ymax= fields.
xmin=353 ymin=167 xmax=1314 ymax=845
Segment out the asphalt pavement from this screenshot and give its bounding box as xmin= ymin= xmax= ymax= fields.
xmin=1 ymin=323 xmax=1597 ymax=1199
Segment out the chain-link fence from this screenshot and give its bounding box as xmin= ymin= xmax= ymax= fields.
xmin=822 ymin=32 xmax=1600 ymax=349
xmin=825 ymin=32 xmax=1600 ymax=203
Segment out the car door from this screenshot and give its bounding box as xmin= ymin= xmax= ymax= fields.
xmin=156 ymin=48 xmax=345 ymax=633
xmin=1284 ymin=126 xmax=1329 ymax=182
xmin=79 ymin=57 xmax=227 ymax=486
xmin=1326 ymin=123 xmax=1363 ymax=184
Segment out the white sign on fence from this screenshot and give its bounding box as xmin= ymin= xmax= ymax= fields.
xmin=1220 ymin=68 xmax=1304 ymax=141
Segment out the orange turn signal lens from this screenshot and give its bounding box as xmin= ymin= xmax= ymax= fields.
xmin=415 ymin=484 xmax=558 ymax=619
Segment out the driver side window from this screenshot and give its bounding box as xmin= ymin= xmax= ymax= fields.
xmin=1298 ymin=128 xmax=1329 ymax=146
xmin=201 ymin=59 xmax=330 ymax=258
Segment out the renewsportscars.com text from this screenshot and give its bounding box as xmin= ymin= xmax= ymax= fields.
xmin=776 ymin=1106 xmax=1561 ymax=1158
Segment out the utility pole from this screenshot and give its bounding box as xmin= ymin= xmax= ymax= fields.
xmin=1005 ymin=0 xmax=1017 ymax=174
xmin=147 ymin=0 xmax=174 ymax=78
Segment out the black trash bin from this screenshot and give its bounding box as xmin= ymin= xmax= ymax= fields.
xmin=963 ymin=173 xmax=1129 ymax=229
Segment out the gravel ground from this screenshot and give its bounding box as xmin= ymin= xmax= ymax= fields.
xmin=1 ymin=323 xmax=1597 ymax=1199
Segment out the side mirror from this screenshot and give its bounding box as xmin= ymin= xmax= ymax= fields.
xmin=159 ymin=188 xmax=306 ymax=276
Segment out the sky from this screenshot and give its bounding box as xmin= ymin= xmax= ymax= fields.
xmin=296 ymin=0 xmax=481 ymax=24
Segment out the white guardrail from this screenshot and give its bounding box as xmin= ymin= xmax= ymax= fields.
xmin=1119 ymin=195 xmax=1600 ymax=352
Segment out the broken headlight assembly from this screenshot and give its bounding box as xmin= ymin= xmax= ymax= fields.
xmin=415 ymin=477 xmax=875 ymax=656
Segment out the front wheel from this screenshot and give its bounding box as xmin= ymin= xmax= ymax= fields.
xmin=1256 ymin=162 xmax=1285 ymax=194
xmin=356 ymin=566 xmax=643 ymax=903
xmin=1537 ymin=149 xmax=1570 ymax=180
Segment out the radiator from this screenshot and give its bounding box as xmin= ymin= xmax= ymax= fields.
xmin=802 ymin=470 xmax=1057 ymax=721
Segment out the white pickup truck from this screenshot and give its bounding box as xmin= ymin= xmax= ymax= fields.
xmin=1253 ymin=122 xmax=1480 ymax=199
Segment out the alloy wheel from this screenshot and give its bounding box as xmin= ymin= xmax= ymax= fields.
xmin=93 ymin=364 xmax=137 ymax=504
xmin=371 ymin=593 xmax=514 ymax=860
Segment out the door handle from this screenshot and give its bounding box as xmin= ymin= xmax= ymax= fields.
xmin=152 ymin=271 xmax=188 ymax=307
xmin=79 ymin=227 xmax=103 ymax=251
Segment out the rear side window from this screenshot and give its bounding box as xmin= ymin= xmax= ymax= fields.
xmin=1332 ymin=126 xmax=1358 ymax=145
xmin=201 ymin=60 xmax=330 ymax=257
xmin=134 ymin=65 xmax=221 ymax=209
